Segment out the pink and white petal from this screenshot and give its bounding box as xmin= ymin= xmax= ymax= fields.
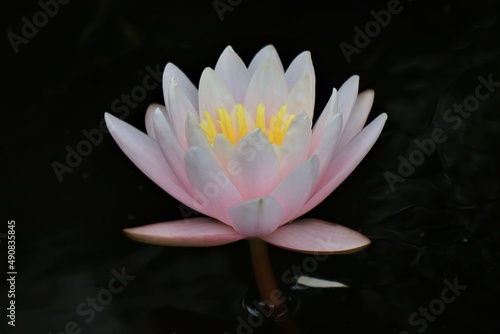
xmin=337 ymin=75 xmax=359 ymax=130
xmin=279 ymin=110 xmax=312 ymax=177
xmin=285 ymin=73 xmax=314 ymax=119
xmin=228 ymin=197 xmax=284 ymax=237
xmin=145 ymin=103 xmax=166 ymax=139
xmin=310 ymin=88 xmax=338 ymax=153
xmin=153 ymin=109 xmax=191 ymax=190
xmin=213 ymin=134 xmax=234 ymax=169
xmin=338 ymin=89 xmax=374 ymax=149
xmin=104 ymin=113 xmax=205 ymax=213
xmin=312 ymin=113 xmax=343 ymax=181
xmin=185 ymin=146 xmax=243 ymax=223
xmin=163 ymin=63 xmax=198 ymax=110
xmin=244 ymin=59 xmax=289 ymax=118
xmin=167 ymin=77 xmax=198 ymax=149
xmin=215 ymin=46 xmax=250 ymax=103
xmin=285 ymin=51 xmax=315 ymax=90
xmin=229 ymin=129 xmax=281 ymax=200
xmin=261 ymin=219 xmax=371 ymax=254
xmin=270 ymin=155 xmax=319 ymax=223
xmin=124 ymin=218 xmax=246 ymax=247
xmin=248 ymin=45 xmax=284 ymax=76
xmin=198 ymin=68 xmax=236 ymax=120
xmin=297 ymin=113 xmax=387 ymax=217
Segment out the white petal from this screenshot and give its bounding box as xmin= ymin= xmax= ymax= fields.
xmin=285 ymin=50 xmax=315 ymax=93
xmin=270 ymin=155 xmax=319 ymax=223
xmin=338 ymin=75 xmax=359 ymax=131
xmin=312 ymin=113 xmax=343 ymax=181
xmin=163 ymin=63 xmax=198 ymax=110
xmin=311 ymin=88 xmax=338 ymax=153
xmin=185 ymin=112 xmax=213 ymax=154
xmin=167 ymin=77 xmax=197 ymax=149
xmin=213 ymin=134 xmax=234 ymax=169
xmin=215 ymin=46 xmax=250 ymax=103
xmin=279 ymin=110 xmax=312 ymax=177
xmin=229 ymin=129 xmax=281 ymax=199
xmin=244 ymin=59 xmax=289 ymax=118
xmin=185 ymin=146 xmax=243 ymax=223
xmin=228 ymin=197 xmax=284 ymax=237
xmin=286 ymin=73 xmax=314 ymax=119
xmin=248 ymin=45 xmax=284 ymax=76
xmin=198 ymin=68 xmax=236 ymax=120
xmin=145 ymin=103 xmax=166 ymax=139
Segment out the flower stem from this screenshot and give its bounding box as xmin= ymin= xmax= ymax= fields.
xmin=248 ymin=239 xmax=301 ymax=333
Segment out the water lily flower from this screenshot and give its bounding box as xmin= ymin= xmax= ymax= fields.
xmin=105 ymin=45 xmax=387 ymax=254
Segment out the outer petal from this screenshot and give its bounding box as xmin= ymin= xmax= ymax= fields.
xmin=198 ymin=68 xmax=236 ymax=120
xmin=229 ymin=129 xmax=281 ymax=200
xmin=270 ymin=155 xmax=319 ymax=223
xmin=261 ymin=219 xmax=371 ymax=254
xmin=285 ymin=50 xmax=315 ymax=90
xmin=215 ymin=46 xmax=250 ymax=103
xmin=337 ymin=75 xmax=359 ymax=131
xmin=145 ymin=103 xmax=166 ymax=139
xmin=185 ymin=146 xmax=243 ymax=223
xmin=338 ymin=89 xmax=374 ymax=149
xmin=153 ymin=109 xmax=191 ymax=190
xmin=297 ymin=113 xmax=388 ymax=217
xmin=244 ymin=59 xmax=288 ymax=118
xmin=163 ymin=63 xmax=198 ymax=110
xmin=248 ymin=45 xmax=284 ymax=76
xmin=228 ymin=197 xmax=283 ymax=237
xmin=278 ymin=110 xmax=312 ymax=177
xmin=104 ymin=113 xmax=204 ymax=213
xmin=285 ymin=73 xmax=314 ymax=119
xmin=123 ymin=218 xmax=246 ymax=247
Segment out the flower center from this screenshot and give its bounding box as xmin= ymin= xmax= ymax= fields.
xmin=199 ymin=103 xmax=295 ymax=146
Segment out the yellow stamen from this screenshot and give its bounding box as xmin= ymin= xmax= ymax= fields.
xmin=199 ymin=103 xmax=296 ymax=146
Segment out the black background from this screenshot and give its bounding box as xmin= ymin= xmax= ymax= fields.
xmin=3 ymin=0 xmax=500 ymax=333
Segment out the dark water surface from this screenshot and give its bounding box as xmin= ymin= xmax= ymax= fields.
xmin=4 ymin=0 xmax=500 ymax=333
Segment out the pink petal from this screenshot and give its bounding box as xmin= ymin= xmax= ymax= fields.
xmin=297 ymin=113 xmax=388 ymax=217
xmin=215 ymin=46 xmax=250 ymax=103
xmin=184 ymin=146 xmax=243 ymax=223
xmin=228 ymin=197 xmax=284 ymax=237
xmin=213 ymin=134 xmax=234 ymax=169
xmin=124 ymin=218 xmax=246 ymax=247
xmin=270 ymin=155 xmax=319 ymax=223
xmin=261 ymin=219 xmax=371 ymax=254
xmin=163 ymin=63 xmax=198 ymax=110
xmin=153 ymin=109 xmax=191 ymax=190
xmin=104 ymin=113 xmax=203 ymax=213
xmin=279 ymin=110 xmax=312 ymax=177
xmin=145 ymin=103 xmax=166 ymax=139
xmin=229 ymin=129 xmax=281 ymax=199
xmin=244 ymin=59 xmax=288 ymax=118
xmin=337 ymin=75 xmax=359 ymax=131
xmin=198 ymin=68 xmax=236 ymax=120
xmin=185 ymin=112 xmax=214 ymax=154
xmin=248 ymin=45 xmax=284 ymax=76
xmin=338 ymin=89 xmax=375 ymax=149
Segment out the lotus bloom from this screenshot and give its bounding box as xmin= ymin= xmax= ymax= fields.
xmin=105 ymin=45 xmax=387 ymax=254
